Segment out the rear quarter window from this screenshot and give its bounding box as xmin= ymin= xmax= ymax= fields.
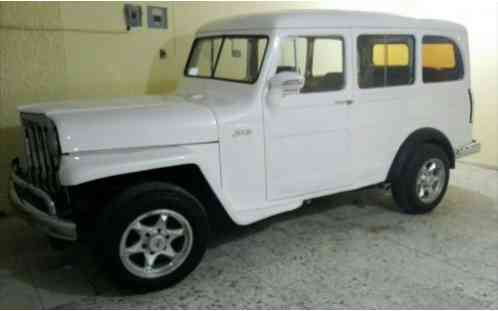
xmin=422 ymin=36 xmax=464 ymax=83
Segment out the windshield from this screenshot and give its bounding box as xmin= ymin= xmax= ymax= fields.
xmin=185 ymin=36 xmax=268 ymax=84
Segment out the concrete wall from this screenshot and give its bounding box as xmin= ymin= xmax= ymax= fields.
xmin=0 ymin=1 xmax=178 ymax=207
xmin=1 ymin=1 xmax=497 ymax=208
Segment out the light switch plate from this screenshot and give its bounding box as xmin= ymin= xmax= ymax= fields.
xmin=147 ymin=6 xmax=168 ymax=29
xmin=124 ymin=4 xmax=142 ymax=29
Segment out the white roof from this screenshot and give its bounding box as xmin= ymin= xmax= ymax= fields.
xmin=198 ymin=10 xmax=465 ymax=33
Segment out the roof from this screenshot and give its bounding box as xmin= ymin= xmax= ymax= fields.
xmin=198 ymin=10 xmax=465 ymax=34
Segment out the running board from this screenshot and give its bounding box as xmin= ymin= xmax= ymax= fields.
xmin=455 ymin=140 xmax=481 ymax=159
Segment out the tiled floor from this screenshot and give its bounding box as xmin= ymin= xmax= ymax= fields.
xmin=0 ymin=162 xmax=496 ymax=309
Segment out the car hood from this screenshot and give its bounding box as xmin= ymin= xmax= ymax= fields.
xmin=18 ymin=95 xmax=218 ymax=153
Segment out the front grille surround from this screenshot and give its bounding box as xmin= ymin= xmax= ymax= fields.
xmin=20 ymin=113 xmax=62 ymax=197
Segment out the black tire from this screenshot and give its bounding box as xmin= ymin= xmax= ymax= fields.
xmin=98 ymin=182 xmax=209 ymax=291
xmin=391 ymin=144 xmax=450 ymax=214
xmin=48 ymin=236 xmax=72 ymax=251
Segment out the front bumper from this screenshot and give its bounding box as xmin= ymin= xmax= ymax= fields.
xmin=455 ymin=140 xmax=481 ymax=159
xmin=8 ymin=159 xmax=77 ymax=241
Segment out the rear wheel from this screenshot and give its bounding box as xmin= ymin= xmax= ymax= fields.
xmin=392 ymin=144 xmax=450 ymax=214
xmin=99 ymin=182 xmax=209 ymax=290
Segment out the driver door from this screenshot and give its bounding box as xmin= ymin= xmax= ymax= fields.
xmin=264 ymin=31 xmax=353 ymax=200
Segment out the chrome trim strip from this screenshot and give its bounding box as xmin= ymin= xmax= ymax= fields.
xmin=455 ymin=140 xmax=481 ymax=159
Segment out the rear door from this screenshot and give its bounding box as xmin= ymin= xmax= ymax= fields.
xmin=351 ymin=30 xmax=420 ymax=186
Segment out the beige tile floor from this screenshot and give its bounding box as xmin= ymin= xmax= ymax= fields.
xmin=0 ymin=162 xmax=496 ymax=309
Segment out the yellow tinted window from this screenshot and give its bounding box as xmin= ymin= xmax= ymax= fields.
xmin=423 ymin=43 xmax=456 ymax=69
xmin=373 ymin=43 xmax=409 ymax=66
xmin=372 ymin=44 xmax=386 ymax=66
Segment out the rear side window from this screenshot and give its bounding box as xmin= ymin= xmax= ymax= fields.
xmin=422 ymin=36 xmax=463 ymax=83
xmin=358 ymin=35 xmax=415 ymax=88
xmin=373 ymin=43 xmax=410 ymax=66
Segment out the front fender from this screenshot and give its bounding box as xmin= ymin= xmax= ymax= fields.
xmin=59 ymin=144 xmax=220 ymax=187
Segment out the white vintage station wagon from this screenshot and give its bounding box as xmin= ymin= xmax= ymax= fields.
xmin=10 ymin=10 xmax=480 ymax=289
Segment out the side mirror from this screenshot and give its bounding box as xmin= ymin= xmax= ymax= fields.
xmin=269 ymin=71 xmax=305 ymax=96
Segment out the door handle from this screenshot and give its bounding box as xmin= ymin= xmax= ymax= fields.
xmin=335 ymin=99 xmax=354 ymax=106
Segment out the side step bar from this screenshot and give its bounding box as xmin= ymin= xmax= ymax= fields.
xmin=455 ymin=140 xmax=481 ymax=159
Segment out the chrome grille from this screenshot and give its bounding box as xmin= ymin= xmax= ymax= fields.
xmin=21 ymin=113 xmax=61 ymax=196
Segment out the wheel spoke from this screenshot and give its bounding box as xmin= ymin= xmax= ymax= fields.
xmin=432 ymin=180 xmax=439 ymax=189
xmin=427 ymin=162 xmax=437 ymax=172
xmin=133 ymin=222 xmax=156 ymax=235
xmin=144 ymin=252 xmax=159 ymax=270
xmin=124 ymin=240 xmax=144 ymax=256
xmin=154 ymin=214 xmax=168 ymax=233
xmin=426 ymin=186 xmax=433 ymax=196
xmin=167 ymin=228 xmax=185 ymax=239
xmin=418 ymin=186 xmax=425 ymax=198
xmin=162 ymin=244 xmax=177 ymax=258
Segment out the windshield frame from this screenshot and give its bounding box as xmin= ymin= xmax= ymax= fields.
xmin=184 ymin=34 xmax=270 ymax=85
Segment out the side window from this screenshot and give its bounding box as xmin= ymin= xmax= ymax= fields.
xmin=214 ymin=37 xmax=268 ymax=82
xmin=373 ymin=43 xmax=410 ymax=66
xmin=312 ymin=39 xmax=344 ymax=77
xmin=358 ymin=35 xmax=415 ymax=88
xmin=423 ymin=36 xmax=463 ymax=83
xmin=257 ymin=39 xmax=267 ymax=71
xmin=277 ymin=37 xmax=307 ymax=75
xmin=189 ymin=38 xmax=222 ymax=77
xmin=277 ymin=36 xmax=344 ymax=93
xmin=215 ymin=38 xmax=249 ymax=81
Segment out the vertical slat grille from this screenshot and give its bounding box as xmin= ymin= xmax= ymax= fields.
xmin=42 ymin=128 xmax=55 ymax=193
xmin=21 ymin=114 xmax=61 ymax=197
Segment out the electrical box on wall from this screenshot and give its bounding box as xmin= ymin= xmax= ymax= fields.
xmin=124 ymin=4 xmax=142 ymax=29
xmin=147 ymin=6 xmax=168 ymax=29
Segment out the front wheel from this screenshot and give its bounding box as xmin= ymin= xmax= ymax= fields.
xmin=100 ymin=182 xmax=209 ymax=290
xmin=392 ymin=144 xmax=450 ymax=214
xmin=48 ymin=236 xmax=73 ymax=251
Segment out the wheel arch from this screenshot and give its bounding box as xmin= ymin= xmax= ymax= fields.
xmin=387 ymin=127 xmax=455 ymax=182
xmin=70 ymin=163 xmax=233 ymax=239
xmin=60 ymin=145 xmax=233 ymax=239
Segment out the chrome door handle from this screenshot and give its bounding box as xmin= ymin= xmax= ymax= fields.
xmin=335 ymin=99 xmax=354 ymax=105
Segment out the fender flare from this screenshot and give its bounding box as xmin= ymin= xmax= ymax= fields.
xmin=387 ymin=127 xmax=455 ymax=181
xmin=59 ymin=145 xmax=214 ymax=186
xmin=61 ymin=144 xmax=242 ymax=233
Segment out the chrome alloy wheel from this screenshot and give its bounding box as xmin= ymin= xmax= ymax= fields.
xmin=415 ymin=158 xmax=446 ymax=204
xmin=119 ymin=209 xmax=193 ymax=279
